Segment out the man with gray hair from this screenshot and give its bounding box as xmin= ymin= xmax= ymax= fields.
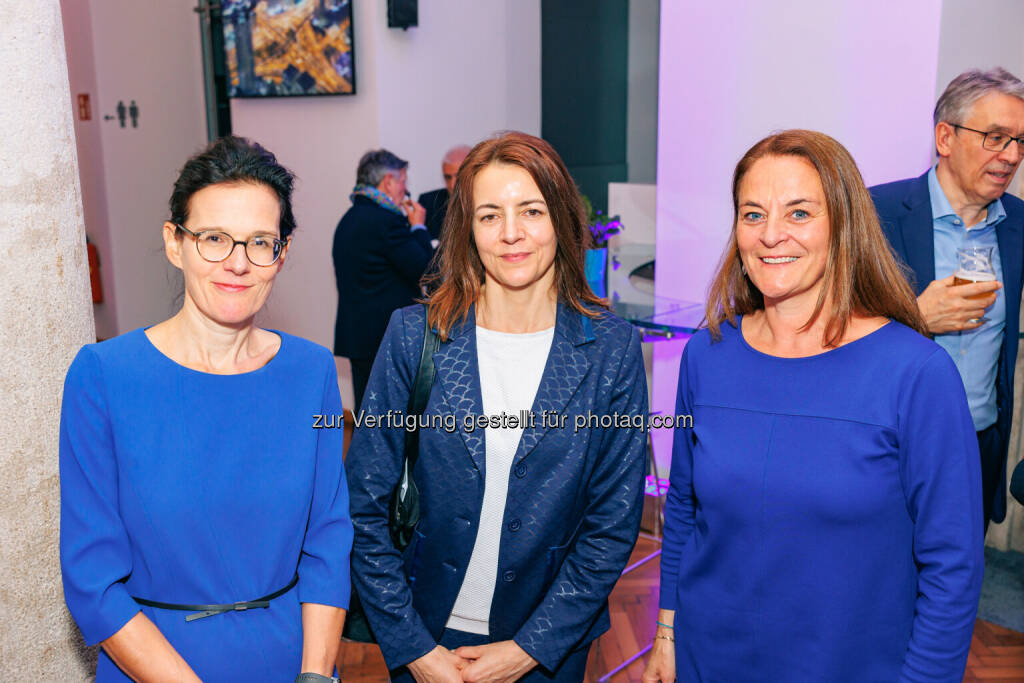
xmin=332 ymin=149 xmax=433 ymax=410
xmin=872 ymin=67 xmax=1024 ymax=530
xmin=418 ymin=144 xmax=472 ymax=240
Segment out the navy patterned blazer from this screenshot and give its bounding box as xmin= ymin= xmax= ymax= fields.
xmin=346 ymin=302 xmax=648 ymax=672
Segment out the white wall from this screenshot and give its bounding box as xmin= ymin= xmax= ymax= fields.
xmin=375 ymin=1 xmax=541 ymax=193
xmin=234 ymin=0 xmax=542 ymax=349
xmin=651 ymin=0 xmax=943 ymax=472
xmin=63 ymin=0 xmax=209 ymax=336
xmin=90 ymin=0 xmax=208 ymax=334
xmin=936 ymin=0 xmax=1024 ymax=102
xmin=656 ymin=0 xmax=941 ymax=302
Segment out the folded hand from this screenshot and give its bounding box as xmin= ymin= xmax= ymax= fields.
xmin=453 ymin=640 xmax=538 ymax=683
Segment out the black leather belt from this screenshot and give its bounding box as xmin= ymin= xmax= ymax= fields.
xmin=133 ymin=574 xmax=298 ymax=622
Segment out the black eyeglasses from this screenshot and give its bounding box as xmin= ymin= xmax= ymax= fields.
xmin=175 ymin=224 xmax=287 ymax=266
xmin=952 ymin=124 xmax=1024 ymax=153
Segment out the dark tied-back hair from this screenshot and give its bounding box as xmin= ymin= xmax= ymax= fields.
xmin=425 ymin=131 xmax=607 ymax=340
xmin=706 ymin=129 xmax=927 ymax=346
xmin=169 ymin=135 xmax=297 ymax=238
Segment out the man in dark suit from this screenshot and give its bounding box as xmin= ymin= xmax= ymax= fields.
xmin=333 ymin=149 xmax=433 ymax=410
xmin=417 ymin=144 xmax=470 ymax=240
xmin=871 ymin=67 xmax=1024 ymax=530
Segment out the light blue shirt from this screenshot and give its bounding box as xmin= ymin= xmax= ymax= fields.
xmin=928 ymin=166 xmax=1006 ymax=431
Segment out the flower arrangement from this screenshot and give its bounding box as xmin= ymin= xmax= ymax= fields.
xmin=581 ymin=194 xmax=624 ymax=247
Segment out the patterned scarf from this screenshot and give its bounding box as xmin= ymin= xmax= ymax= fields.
xmin=350 ymin=183 xmax=404 ymax=216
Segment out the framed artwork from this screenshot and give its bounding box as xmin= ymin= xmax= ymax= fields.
xmin=222 ymin=0 xmax=355 ymax=97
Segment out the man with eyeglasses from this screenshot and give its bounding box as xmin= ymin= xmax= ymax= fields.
xmin=872 ymin=67 xmax=1024 ymax=532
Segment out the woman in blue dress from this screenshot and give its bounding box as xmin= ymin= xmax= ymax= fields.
xmin=60 ymin=136 xmax=352 ymax=682
xmin=643 ymin=130 xmax=984 ymax=682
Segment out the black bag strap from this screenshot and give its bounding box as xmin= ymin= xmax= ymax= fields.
xmin=349 ymin=310 xmax=440 ymax=643
xmin=390 ymin=309 xmax=440 ymax=548
xmin=404 ymin=311 xmax=440 ymax=471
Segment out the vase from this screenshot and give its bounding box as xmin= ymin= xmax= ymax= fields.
xmin=585 ymin=247 xmax=608 ymax=298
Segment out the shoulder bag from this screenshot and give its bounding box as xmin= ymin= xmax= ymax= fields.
xmin=342 ymin=311 xmax=440 ymax=643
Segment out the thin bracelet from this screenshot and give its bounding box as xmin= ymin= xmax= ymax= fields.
xmin=654 ymin=634 xmax=675 ymax=642
xmin=656 ymin=620 xmax=674 ymax=629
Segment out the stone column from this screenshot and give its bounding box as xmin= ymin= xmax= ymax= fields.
xmin=0 ymin=0 xmax=98 ymax=677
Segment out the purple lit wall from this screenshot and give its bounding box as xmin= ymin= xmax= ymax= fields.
xmin=651 ymin=1 xmax=943 ymax=472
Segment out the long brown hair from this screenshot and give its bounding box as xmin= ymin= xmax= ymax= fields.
xmin=706 ymin=129 xmax=927 ymax=345
xmin=425 ymin=131 xmax=606 ymax=339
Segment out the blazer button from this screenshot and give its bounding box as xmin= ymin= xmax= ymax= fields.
xmin=514 ymin=463 xmax=527 ymax=478
xmin=503 ymin=570 xmax=516 ymax=582
xmin=508 ymin=518 xmax=521 ymax=532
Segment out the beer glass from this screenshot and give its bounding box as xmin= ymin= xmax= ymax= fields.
xmin=955 ymin=246 xmax=996 ymax=323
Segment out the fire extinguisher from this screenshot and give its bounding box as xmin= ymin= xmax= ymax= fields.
xmin=86 ymin=237 xmax=103 ymax=304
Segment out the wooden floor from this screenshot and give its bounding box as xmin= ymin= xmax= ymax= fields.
xmin=964 ymin=620 xmax=1024 ymax=682
xmin=336 ymin=535 xmax=1024 ymax=681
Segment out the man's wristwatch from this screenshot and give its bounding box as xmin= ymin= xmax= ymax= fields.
xmin=295 ymin=674 xmax=338 ymax=683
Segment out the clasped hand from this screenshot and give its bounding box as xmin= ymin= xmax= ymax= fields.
xmin=408 ymin=641 xmax=537 ymax=683
xmin=917 ymin=275 xmax=1001 ymax=334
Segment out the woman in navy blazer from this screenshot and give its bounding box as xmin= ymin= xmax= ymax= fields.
xmin=345 ymin=132 xmax=648 ymax=682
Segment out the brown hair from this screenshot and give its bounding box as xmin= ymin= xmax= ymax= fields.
xmin=425 ymin=131 xmax=606 ymax=339
xmin=705 ymin=129 xmax=927 ymax=345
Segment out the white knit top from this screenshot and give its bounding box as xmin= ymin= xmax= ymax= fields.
xmin=445 ymin=325 xmax=554 ymax=635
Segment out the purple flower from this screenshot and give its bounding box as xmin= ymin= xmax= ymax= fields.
xmin=588 ymin=214 xmax=624 ymax=246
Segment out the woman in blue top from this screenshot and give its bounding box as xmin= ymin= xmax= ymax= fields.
xmin=59 ymin=136 xmax=352 ymax=682
xmin=643 ymin=130 xmax=984 ymax=683
xmin=346 ymin=132 xmax=648 ymax=683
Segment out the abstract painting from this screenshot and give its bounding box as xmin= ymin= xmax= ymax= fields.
xmin=222 ymin=0 xmax=355 ymax=97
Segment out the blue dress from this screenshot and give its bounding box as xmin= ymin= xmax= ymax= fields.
xmin=59 ymin=329 xmax=352 ymax=682
xmin=660 ymin=319 xmax=984 ymax=682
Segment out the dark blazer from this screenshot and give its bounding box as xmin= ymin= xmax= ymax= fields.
xmin=418 ymin=188 xmax=449 ymax=240
xmin=332 ymin=196 xmax=434 ymax=359
xmin=871 ymin=171 xmax=1024 ymax=523
xmin=346 ymin=303 xmax=648 ymax=672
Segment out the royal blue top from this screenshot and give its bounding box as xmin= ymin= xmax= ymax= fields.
xmin=59 ymin=328 xmax=352 ymax=682
xmin=660 ymin=319 xmax=984 ymax=682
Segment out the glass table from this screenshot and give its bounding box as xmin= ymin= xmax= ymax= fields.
xmin=610 ymin=295 xmax=704 ymax=338
xmin=601 ymin=245 xmax=703 ymax=337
